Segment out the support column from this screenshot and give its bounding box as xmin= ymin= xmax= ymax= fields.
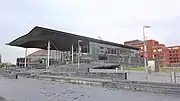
xmin=72 ymin=44 xmax=74 ymax=64
xmin=47 ymin=41 xmax=50 ymax=68
xmin=24 ymin=48 xmax=27 ymax=68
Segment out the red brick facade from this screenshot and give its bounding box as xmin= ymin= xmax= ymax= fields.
xmin=124 ymin=39 xmax=179 ymax=67
xmin=168 ymin=46 xmax=180 ymax=66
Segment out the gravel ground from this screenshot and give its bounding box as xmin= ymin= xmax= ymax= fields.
xmin=0 ymin=77 xmax=180 ymax=101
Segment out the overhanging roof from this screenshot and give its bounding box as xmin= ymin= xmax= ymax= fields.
xmin=7 ymin=26 xmax=139 ymax=51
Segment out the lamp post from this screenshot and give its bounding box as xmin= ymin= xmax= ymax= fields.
xmin=78 ymin=40 xmax=83 ymax=68
xmin=143 ymin=26 xmax=151 ymax=79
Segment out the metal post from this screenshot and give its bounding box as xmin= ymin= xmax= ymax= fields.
xmin=24 ymin=48 xmax=27 ymax=68
xmin=143 ymin=27 xmax=147 ymax=72
xmin=47 ymin=41 xmax=50 ymax=68
xmin=170 ymin=66 xmax=177 ymax=83
xmin=72 ymin=44 xmax=74 ymax=64
xmin=143 ymin=26 xmax=151 ymax=79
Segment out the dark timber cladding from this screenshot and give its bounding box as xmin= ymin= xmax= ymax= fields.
xmin=7 ymin=26 xmax=139 ymax=51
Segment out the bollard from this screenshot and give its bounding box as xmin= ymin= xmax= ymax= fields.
xmin=115 ymin=67 xmax=118 ymax=73
xmin=15 ymin=74 xmax=18 ymax=79
xmin=125 ymin=73 xmax=128 ymax=80
xmin=170 ymin=72 xmax=176 ymax=83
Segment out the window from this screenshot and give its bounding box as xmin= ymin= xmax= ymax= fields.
xmin=117 ymin=48 xmax=120 ymax=55
xmin=131 ymin=43 xmax=137 ymax=46
xmin=155 ymin=42 xmax=158 ymax=44
xmin=119 ymin=50 xmax=122 ymax=54
xmin=105 ymin=49 xmax=108 ymax=54
xmin=110 ymin=49 xmax=113 ymax=54
xmin=100 ymin=47 xmax=104 ymax=49
xmin=114 ymin=49 xmax=117 ymax=54
xmin=107 ymin=48 xmax=110 ymax=54
xmin=158 ymin=49 xmax=162 ymax=52
xmin=82 ymin=46 xmax=88 ymax=53
xmin=100 ymin=51 xmax=104 ymax=53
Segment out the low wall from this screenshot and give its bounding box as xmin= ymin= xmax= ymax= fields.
xmin=32 ymin=74 xmax=180 ymax=94
xmin=50 ymin=67 xmax=89 ymax=73
xmin=75 ymin=72 xmax=127 ymax=81
xmin=0 ymin=72 xmax=18 ymax=79
xmin=40 ymin=72 xmax=127 ymax=81
xmin=102 ymin=81 xmax=180 ymax=94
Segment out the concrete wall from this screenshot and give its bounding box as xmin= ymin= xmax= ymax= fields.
xmin=50 ymin=66 xmax=89 ymax=73
xmin=30 ymin=73 xmax=180 ymax=94
xmin=40 ymin=72 xmax=127 ymax=81
xmin=102 ymin=80 xmax=180 ymax=93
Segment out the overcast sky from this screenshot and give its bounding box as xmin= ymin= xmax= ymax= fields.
xmin=0 ymin=0 xmax=180 ymax=63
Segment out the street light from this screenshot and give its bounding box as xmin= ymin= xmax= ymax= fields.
xmin=143 ymin=26 xmax=151 ymax=79
xmin=78 ymin=40 xmax=83 ymax=68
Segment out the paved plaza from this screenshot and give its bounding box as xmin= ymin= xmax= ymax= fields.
xmin=0 ymin=76 xmax=180 ymax=101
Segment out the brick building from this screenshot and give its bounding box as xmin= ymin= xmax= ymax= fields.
xmin=152 ymin=44 xmax=169 ymax=67
xmin=124 ymin=40 xmax=143 ymax=47
xmin=124 ymin=39 xmax=170 ymax=67
xmin=124 ymin=39 xmax=159 ymax=59
xmin=168 ymin=46 xmax=180 ymax=67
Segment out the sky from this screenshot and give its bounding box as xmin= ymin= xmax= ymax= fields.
xmin=0 ymin=0 xmax=180 ymax=63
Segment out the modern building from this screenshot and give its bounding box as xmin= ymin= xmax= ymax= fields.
xmin=9 ymin=26 xmax=144 ymax=68
xmin=17 ymin=43 xmax=144 ymax=68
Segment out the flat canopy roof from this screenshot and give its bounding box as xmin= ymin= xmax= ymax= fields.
xmin=7 ymin=26 xmax=139 ymax=51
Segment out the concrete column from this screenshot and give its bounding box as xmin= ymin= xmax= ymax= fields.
xmin=115 ymin=67 xmax=118 ymax=73
xmin=72 ymin=44 xmax=74 ymax=64
xmin=47 ymin=41 xmax=50 ymax=68
xmin=24 ymin=48 xmax=27 ymax=68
